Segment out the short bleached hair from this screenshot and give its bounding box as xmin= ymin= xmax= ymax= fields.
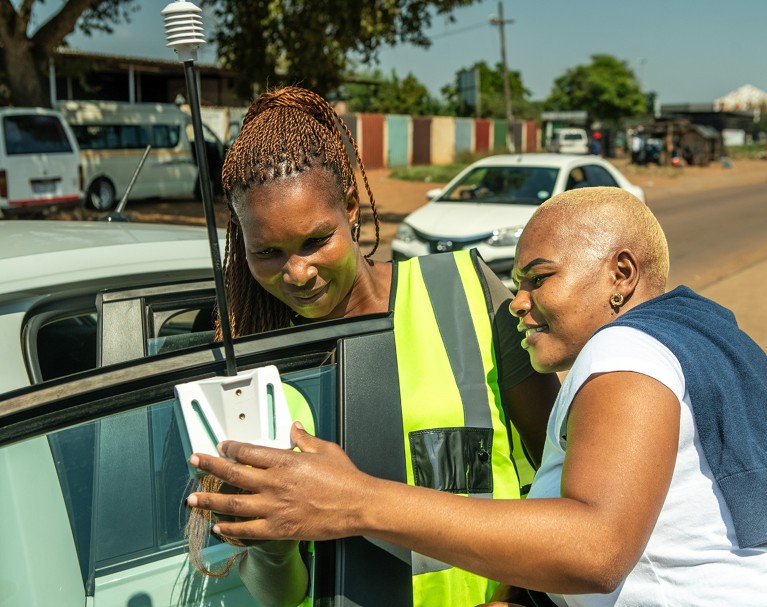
xmin=531 ymin=187 xmax=670 ymax=293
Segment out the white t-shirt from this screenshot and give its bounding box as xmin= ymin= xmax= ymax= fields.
xmin=528 ymin=326 xmax=767 ymax=607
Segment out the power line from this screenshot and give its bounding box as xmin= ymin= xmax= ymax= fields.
xmin=430 ymin=21 xmax=488 ymax=41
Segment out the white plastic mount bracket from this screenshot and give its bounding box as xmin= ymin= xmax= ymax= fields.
xmin=174 ymin=365 xmax=295 ymax=466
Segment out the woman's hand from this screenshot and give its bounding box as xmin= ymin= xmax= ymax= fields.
xmin=186 ymin=422 xmax=371 ymax=542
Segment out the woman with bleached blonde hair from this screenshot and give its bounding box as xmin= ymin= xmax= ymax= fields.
xmin=189 ymin=186 xmax=767 ymax=606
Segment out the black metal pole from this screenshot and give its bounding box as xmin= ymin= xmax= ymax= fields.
xmin=183 ymin=60 xmax=237 ymax=377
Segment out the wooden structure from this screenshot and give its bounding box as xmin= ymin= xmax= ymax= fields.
xmin=632 ymin=118 xmax=724 ymax=167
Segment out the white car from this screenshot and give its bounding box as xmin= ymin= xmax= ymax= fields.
xmin=550 ymin=128 xmax=589 ymax=154
xmin=0 ymin=220 xmax=424 ymax=606
xmin=391 ymin=154 xmax=645 ymax=288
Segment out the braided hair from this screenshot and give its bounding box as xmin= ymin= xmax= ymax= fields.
xmin=189 ymin=86 xmax=381 ymax=578
xmin=219 ymin=86 xmax=381 ymax=338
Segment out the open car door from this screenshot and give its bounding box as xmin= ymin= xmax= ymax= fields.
xmin=0 ymin=314 xmax=413 ymax=607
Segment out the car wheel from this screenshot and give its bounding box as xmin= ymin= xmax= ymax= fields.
xmin=87 ymin=178 xmax=117 ymax=211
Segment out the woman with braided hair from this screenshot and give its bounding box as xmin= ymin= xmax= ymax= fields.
xmin=188 ymin=85 xmax=560 ymax=607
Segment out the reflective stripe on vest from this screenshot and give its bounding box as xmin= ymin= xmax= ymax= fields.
xmin=393 ymin=250 xmax=520 ymax=595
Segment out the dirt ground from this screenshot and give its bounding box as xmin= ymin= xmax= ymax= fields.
xmin=46 ymin=156 xmax=766 ymax=262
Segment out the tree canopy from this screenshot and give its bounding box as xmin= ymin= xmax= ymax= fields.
xmin=207 ymin=0 xmax=477 ymax=99
xmin=0 ymin=0 xmax=137 ymax=106
xmin=544 ymin=54 xmax=646 ymax=125
xmin=343 ymin=70 xmax=445 ymax=115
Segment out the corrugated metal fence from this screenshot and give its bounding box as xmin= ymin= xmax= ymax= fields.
xmin=353 ymin=114 xmax=539 ymax=169
xmin=219 ymin=106 xmax=540 ymax=170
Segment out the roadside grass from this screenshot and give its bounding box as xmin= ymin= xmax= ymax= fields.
xmin=388 ymin=150 xmax=497 ymax=183
xmin=726 ymin=144 xmax=767 ymax=160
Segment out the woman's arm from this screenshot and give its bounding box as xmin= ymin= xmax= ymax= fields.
xmin=188 ymin=371 xmax=679 ymax=595
xmin=237 ymin=541 xmax=308 ymax=607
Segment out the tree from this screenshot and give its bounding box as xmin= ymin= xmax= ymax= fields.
xmin=544 ymin=54 xmax=646 ymax=126
xmin=207 ymin=0 xmax=478 ymax=99
xmin=442 ymin=60 xmax=537 ymax=120
xmin=0 ymin=0 xmax=137 ymax=107
xmin=344 ymin=69 xmax=445 ymax=115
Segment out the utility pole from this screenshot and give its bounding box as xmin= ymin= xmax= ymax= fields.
xmin=490 ymin=2 xmax=515 ymax=152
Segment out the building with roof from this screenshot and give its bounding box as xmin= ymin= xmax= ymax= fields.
xmin=51 ymin=48 xmax=242 ymax=108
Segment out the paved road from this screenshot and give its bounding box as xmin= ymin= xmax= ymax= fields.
xmin=648 ymin=181 xmax=767 ymax=350
xmin=650 ymin=182 xmax=767 ymax=292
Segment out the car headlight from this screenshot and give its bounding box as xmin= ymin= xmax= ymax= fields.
xmin=395 ymin=223 xmax=417 ymax=243
xmin=485 ymin=226 xmax=524 ymax=247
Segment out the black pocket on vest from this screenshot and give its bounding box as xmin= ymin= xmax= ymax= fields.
xmin=409 ymin=427 xmax=493 ymax=494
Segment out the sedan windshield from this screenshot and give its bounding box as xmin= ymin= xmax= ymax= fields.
xmin=439 ymin=166 xmax=559 ymax=205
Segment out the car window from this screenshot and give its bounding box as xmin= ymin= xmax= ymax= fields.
xmin=565 ymin=167 xmax=588 ymax=190
xmin=441 ymin=166 xmax=558 ymax=204
xmin=28 ymin=281 xmax=216 ymax=384
xmin=2 ymin=114 xmax=74 ymax=155
xmin=2 ymin=312 xmax=407 ymax=605
xmin=36 ymin=363 xmax=335 ymax=600
xmin=36 ymin=311 xmax=99 ymax=381
xmin=582 ymin=164 xmax=620 ymax=187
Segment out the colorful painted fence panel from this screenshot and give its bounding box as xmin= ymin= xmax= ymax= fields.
xmin=412 ymin=117 xmax=431 ymax=165
xmin=386 ymin=115 xmax=410 ymax=167
xmin=431 ymin=116 xmax=455 ymax=165
xmin=359 ymin=113 xmax=385 ymax=169
xmin=474 ymin=119 xmax=492 ymax=153
xmin=454 ymin=118 xmax=474 ymax=157
xmin=493 ymin=120 xmax=507 ymax=152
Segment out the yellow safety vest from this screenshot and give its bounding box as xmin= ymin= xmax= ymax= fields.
xmin=393 ymin=250 xmax=522 ymax=606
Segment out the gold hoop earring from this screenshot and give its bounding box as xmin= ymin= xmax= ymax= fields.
xmin=610 ymin=292 xmax=624 ymax=308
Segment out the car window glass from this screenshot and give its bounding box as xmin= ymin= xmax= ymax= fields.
xmin=34 ymin=363 xmax=335 ymax=595
xmin=146 ymin=300 xmax=216 ymax=357
xmin=565 ymin=167 xmax=588 ymax=190
xmin=582 ymin=164 xmax=620 ymax=187
xmin=2 ymin=114 xmax=73 ymax=155
xmin=442 ymin=166 xmax=558 ymax=204
xmin=36 ymin=312 xmax=98 ymax=381
xmin=31 ymin=286 xmax=216 ymax=384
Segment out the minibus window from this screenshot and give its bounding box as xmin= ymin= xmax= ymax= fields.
xmin=3 ymin=115 xmax=73 ymax=155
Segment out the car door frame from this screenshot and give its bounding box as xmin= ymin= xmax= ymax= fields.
xmin=2 ymin=313 xmax=414 ymax=606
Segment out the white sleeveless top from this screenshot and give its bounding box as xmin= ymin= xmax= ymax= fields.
xmin=529 ymin=326 xmax=767 ymax=607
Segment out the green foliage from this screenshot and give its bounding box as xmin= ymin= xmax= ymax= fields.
xmin=726 ymin=144 xmax=767 ymax=160
xmin=389 ymin=151 xmax=492 ymax=182
xmin=388 ymin=163 xmax=468 ymax=183
xmin=77 ymin=0 xmax=139 ymax=36
xmin=344 ymin=69 xmax=446 ymax=115
xmin=206 ymin=0 xmax=478 ymax=99
xmin=544 ymin=54 xmax=646 ymax=125
xmin=0 ymin=0 xmax=137 ymax=106
xmin=442 ymin=60 xmax=537 ymax=120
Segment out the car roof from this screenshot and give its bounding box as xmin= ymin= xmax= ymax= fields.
xmin=0 ymin=107 xmax=65 ymax=118
xmin=467 ymin=153 xmax=596 ymax=170
xmin=0 ymin=221 xmax=217 ymax=296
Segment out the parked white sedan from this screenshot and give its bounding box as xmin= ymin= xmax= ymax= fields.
xmin=0 ymin=220 xmax=423 ymax=606
xmin=392 ymin=154 xmax=645 ymax=288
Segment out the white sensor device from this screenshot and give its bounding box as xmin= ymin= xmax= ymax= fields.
xmin=161 ymin=0 xmax=206 ymax=62
xmin=175 ymin=365 xmax=295 ymax=468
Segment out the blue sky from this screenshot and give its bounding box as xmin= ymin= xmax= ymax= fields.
xmin=63 ymin=0 xmax=766 ymax=105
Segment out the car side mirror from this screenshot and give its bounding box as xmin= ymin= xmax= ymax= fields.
xmin=426 ymin=188 xmax=442 ymax=201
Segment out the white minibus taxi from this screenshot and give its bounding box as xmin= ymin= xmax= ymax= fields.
xmin=0 ymin=107 xmax=83 ymax=215
xmin=57 ymin=101 xmax=224 ymax=210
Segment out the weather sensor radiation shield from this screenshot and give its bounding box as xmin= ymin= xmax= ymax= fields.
xmin=175 ymin=366 xmax=294 ymax=475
